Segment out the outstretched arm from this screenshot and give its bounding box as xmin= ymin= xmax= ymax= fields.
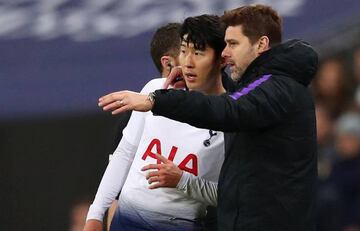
xmin=98 ymin=65 xmax=185 ymax=115
xmin=98 ymin=76 xmax=301 ymax=132
xmin=98 ymin=90 xmax=153 ymax=115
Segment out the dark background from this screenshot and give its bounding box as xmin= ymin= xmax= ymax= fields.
xmin=1 ymin=115 xmax=117 ymax=230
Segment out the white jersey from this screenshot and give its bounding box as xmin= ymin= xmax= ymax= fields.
xmin=87 ymin=78 xmax=224 ymax=226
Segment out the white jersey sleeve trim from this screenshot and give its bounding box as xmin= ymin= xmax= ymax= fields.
xmin=176 ymin=171 xmax=218 ymax=207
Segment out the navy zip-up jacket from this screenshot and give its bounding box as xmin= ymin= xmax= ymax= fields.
xmin=152 ymin=39 xmax=318 ymax=231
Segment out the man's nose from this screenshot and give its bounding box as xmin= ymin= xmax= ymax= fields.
xmin=185 ymin=54 xmax=194 ymax=68
xmin=222 ymin=45 xmax=230 ymax=58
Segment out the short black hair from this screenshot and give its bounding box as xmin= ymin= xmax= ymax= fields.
xmin=180 ymin=14 xmax=226 ymax=58
xmin=150 ymin=23 xmax=181 ymax=73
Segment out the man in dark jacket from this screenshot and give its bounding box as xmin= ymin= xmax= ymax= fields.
xmin=98 ymin=5 xmax=318 ymax=231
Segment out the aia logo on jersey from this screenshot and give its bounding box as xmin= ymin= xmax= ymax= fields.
xmin=142 ymin=138 xmax=198 ymax=176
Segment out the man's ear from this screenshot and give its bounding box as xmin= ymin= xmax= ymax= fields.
xmin=257 ymin=36 xmax=270 ymax=54
xmin=160 ymin=56 xmax=171 ymax=71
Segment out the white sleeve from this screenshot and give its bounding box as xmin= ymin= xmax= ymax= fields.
xmin=87 ymin=78 xmax=164 ymax=221
xmin=86 ymin=136 xmax=136 ymax=221
xmin=176 ymin=171 xmax=218 ymax=207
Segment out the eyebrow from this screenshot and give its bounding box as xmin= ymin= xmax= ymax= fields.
xmin=225 ymin=39 xmax=238 ymax=43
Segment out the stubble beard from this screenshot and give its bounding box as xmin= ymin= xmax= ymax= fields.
xmin=230 ymin=67 xmax=243 ymax=82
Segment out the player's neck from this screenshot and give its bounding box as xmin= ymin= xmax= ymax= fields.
xmin=201 ymin=73 xmax=226 ymax=96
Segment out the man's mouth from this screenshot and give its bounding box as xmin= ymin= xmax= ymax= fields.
xmin=184 ymin=73 xmax=197 ymax=82
xmin=227 ymin=61 xmax=235 ymax=68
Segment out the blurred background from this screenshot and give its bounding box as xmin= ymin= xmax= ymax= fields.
xmin=1 ymin=0 xmax=360 ymax=230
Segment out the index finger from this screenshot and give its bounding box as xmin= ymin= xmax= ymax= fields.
xmin=98 ymin=91 xmax=124 ymax=107
xmin=163 ymin=66 xmax=183 ymax=89
xmin=154 ymin=153 xmax=171 ymax=164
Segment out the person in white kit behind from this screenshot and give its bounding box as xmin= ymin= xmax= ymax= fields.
xmin=84 ymin=14 xmax=229 ymax=231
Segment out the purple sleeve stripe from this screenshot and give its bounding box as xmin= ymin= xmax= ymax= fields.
xmin=229 ymin=74 xmax=272 ymax=100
